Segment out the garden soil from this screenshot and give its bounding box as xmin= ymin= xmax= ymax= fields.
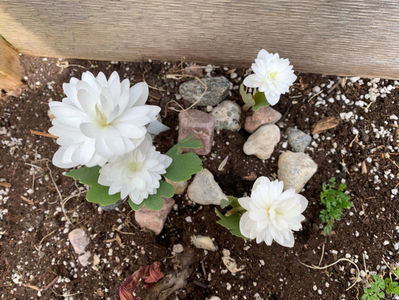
xmin=0 ymin=56 xmax=398 ymax=299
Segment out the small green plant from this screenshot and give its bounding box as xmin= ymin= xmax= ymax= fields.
xmin=319 ymin=177 xmax=352 ymax=235
xmin=362 ymin=271 xmax=399 ymax=300
xmin=362 ymin=276 xmax=385 ymax=300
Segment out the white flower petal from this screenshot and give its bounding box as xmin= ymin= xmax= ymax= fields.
xmin=52 ymin=146 xmax=79 ymax=168
xmin=129 ymin=82 xmax=149 ymax=106
xmin=238 ymin=197 xmax=251 ymax=210
xmin=147 ymin=120 xmax=170 ymax=135
xmin=239 ymin=177 xmax=308 ymax=248
xmin=49 ymin=71 xmax=162 ymax=167
xmin=243 ymin=74 xmax=260 ymax=88
xmin=98 ymin=141 xmax=171 ymax=205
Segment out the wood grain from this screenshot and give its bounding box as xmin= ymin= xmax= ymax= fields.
xmin=0 ymin=36 xmax=22 ymax=91
xmin=0 ymin=0 xmax=398 ymax=78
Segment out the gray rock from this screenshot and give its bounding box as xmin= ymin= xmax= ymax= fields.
xmin=179 ymin=76 xmax=230 ymax=106
xmin=243 ymin=124 xmax=280 ymax=159
xmin=211 ymin=100 xmax=241 ymax=131
xmin=287 ymin=128 xmax=312 ymax=152
xmin=100 ymin=197 xmax=126 ymax=211
xmin=278 ymin=151 xmax=318 ymax=192
xmin=187 ymin=168 xmax=227 ymax=205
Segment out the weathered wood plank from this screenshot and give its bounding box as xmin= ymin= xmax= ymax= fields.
xmin=0 ymin=36 xmax=22 ymax=91
xmin=0 ymin=0 xmax=398 ymax=78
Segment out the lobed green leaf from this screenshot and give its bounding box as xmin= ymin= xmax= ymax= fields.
xmin=215 ymin=208 xmax=246 ymax=239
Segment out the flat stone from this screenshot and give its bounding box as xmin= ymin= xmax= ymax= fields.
xmin=179 ymin=76 xmax=230 ymax=106
xmin=287 ymin=128 xmax=312 ymax=152
xmin=78 ymin=251 xmax=91 ymax=267
xmin=178 ymin=110 xmax=214 ymax=155
xmin=244 ymin=106 xmax=282 ymax=133
xmin=243 ymin=124 xmax=280 ymax=159
xmin=191 ymin=235 xmax=217 ymax=251
xmin=134 ymin=198 xmax=175 ymax=235
xmin=278 ymin=151 xmax=318 ymax=192
xmin=165 ymin=178 xmax=187 ymax=195
xmin=187 ymin=169 xmax=227 ymax=205
xmin=211 ymin=100 xmax=241 ymax=131
xmin=68 ymin=228 xmax=89 ymax=255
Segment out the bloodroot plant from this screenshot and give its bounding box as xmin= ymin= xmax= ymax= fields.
xmin=240 ymin=49 xmax=297 ymax=110
xmin=49 ymin=71 xmax=202 ymax=211
xmin=216 ymin=177 xmax=308 ymax=248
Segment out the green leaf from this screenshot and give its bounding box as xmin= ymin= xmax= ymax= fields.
xmin=220 ymin=195 xmax=240 ymax=209
xmin=215 ymin=208 xmax=246 ymax=239
xmin=87 ymin=184 xmax=121 ymax=206
xmin=65 ymin=166 xmax=100 ymax=185
xmin=239 ymin=83 xmax=255 ymax=106
xmin=165 ymin=136 xmax=203 ymax=182
xmin=220 ymin=199 xmax=231 ymax=209
xmin=166 ymin=135 xmax=202 ymax=157
xmin=128 ymin=181 xmax=175 ymax=211
xmin=128 ymin=200 xmax=144 ymax=211
xmin=253 ymin=92 xmax=269 ymax=111
xmin=66 ymin=166 xmax=121 ymax=206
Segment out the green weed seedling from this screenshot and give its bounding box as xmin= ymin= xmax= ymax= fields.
xmin=362 ymin=271 xmax=399 ymax=300
xmin=319 ymin=177 xmax=352 ymax=235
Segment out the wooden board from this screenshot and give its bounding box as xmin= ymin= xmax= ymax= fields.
xmin=0 ymin=0 xmax=398 ymax=78
xmin=0 ymin=35 xmax=22 ymax=91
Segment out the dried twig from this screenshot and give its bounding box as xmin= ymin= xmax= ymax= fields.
xmin=20 ymin=195 xmax=34 ymax=205
xmin=30 ymin=130 xmax=57 ymax=139
xmin=39 ymin=229 xmax=56 ymax=246
xmin=22 ymin=283 xmax=40 ymax=291
xmin=299 ymin=258 xmax=361 ymax=291
xmin=0 ymin=182 xmax=11 ymax=188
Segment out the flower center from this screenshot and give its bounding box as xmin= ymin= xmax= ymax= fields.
xmin=128 ymin=162 xmax=141 ymax=173
xmin=95 ymin=104 xmax=110 ymax=127
xmin=268 ymin=71 xmax=278 ymax=79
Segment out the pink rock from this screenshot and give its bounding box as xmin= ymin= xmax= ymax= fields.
xmin=134 ymin=198 xmax=175 ymax=235
xmin=178 ymin=110 xmax=214 ymax=155
xmin=244 ymin=106 xmax=282 ymax=133
xmin=68 ymin=228 xmax=89 ymax=255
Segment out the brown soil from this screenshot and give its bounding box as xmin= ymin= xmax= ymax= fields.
xmin=0 ymin=56 xmax=398 ymax=300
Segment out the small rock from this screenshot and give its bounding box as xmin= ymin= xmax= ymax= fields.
xmin=178 ymin=110 xmax=214 ymax=155
xmin=209 ymin=297 xmax=221 ymax=300
xmin=222 ymin=249 xmax=245 ymax=274
xmin=179 ymin=76 xmax=230 ymax=106
xmin=312 ymin=116 xmax=339 ymax=134
xmin=287 ymin=128 xmax=312 ymax=152
xmin=187 ymin=169 xmax=227 ymax=205
xmin=68 ymin=228 xmax=90 ymax=255
xmin=191 ymin=235 xmax=217 ymax=251
xmin=165 ymin=178 xmax=187 ymax=195
xmin=244 ymin=106 xmax=282 ymax=133
xmin=243 ymin=124 xmax=280 ymax=159
xmin=211 ymin=100 xmax=241 ymax=131
xmin=278 ymin=151 xmax=318 ymax=192
xmin=172 ymin=244 xmax=184 ymax=254
xmin=134 ymin=198 xmax=175 ymax=235
xmin=93 ymin=254 xmax=100 ymax=266
xmin=100 ymin=197 xmax=126 ymax=211
xmin=78 ymin=251 xmax=91 ymax=267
